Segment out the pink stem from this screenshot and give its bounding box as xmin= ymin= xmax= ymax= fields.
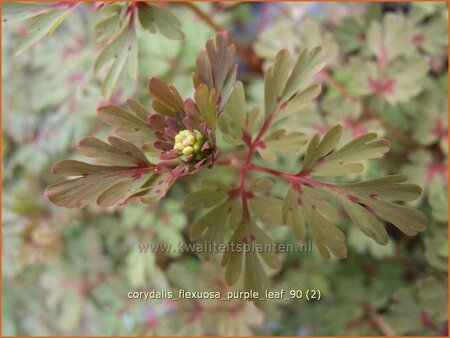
xmin=248 ymin=163 xmax=343 ymax=193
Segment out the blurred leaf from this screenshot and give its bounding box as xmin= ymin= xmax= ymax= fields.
xmin=2 ymin=2 xmax=79 ymax=55
xmin=333 ymin=17 xmax=370 ymax=53
xmin=255 ymin=16 xmax=339 ymax=66
xmin=344 ymin=54 xmax=428 ymax=104
xmin=126 ymin=248 xmax=155 ymax=287
xmin=366 ymin=13 xmax=414 ymax=63
xmin=137 ymin=3 xmax=184 ymax=40
xmin=94 ymin=2 xmax=184 ymax=98
xmin=347 ymin=227 xmax=394 ymax=259
xmin=425 ymin=230 xmax=448 ymax=271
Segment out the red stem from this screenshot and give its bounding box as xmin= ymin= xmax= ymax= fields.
xmin=236 ymin=115 xmax=275 ymax=219
xmin=248 ymin=163 xmax=340 ymax=192
xmin=247 ymin=116 xmax=273 ymax=160
xmin=232 ymin=109 xmax=345 ymax=217
xmin=239 ymin=164 xmax=250 ymax=219
xmin=248 ymin=163 xmax=294 ymax=180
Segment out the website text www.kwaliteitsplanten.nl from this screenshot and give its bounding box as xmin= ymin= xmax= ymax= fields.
xmin=138 ymin=240 xmax=313 ymax=254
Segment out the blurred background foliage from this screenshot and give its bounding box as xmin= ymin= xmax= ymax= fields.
xmin=2 ymin=2 xmax=448 ymax=336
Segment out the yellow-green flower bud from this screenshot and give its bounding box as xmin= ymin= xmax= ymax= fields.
xmin=175 ymin=134 xmax=183 ymax=143
xmin=173 ymin=129 xmax=206 ymax=157
xmin=182 ymin=146 xmax=194 ymax=155
xmin=186 ymin=134 xmax=195 ymax=145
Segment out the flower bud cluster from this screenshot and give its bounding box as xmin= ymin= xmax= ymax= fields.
xmin=174 ymin=129 xmax=205 ymax=156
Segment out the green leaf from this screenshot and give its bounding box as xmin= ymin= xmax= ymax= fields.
xmin=190 ymin=202 xmax=229 ymax=261
xmin=244 ymin=251 xmax=269 ymax=297
xmin=218 ymin=81 xmax=247 ymax=145
xmin=383 ymin=56 xmax=429 ymax=104
xmin=263 ymin=48 xmax=324 ymax=123
xmin=274 ymin=84 xmax=322 ymax=123
xmin=245 ymin=106 xmax=265 ymax=139
xmin=77 ymin=136 xmax=150 ymax=167
xmin=97 ymin=104 xmax=148 ymax=130
xmin=280 ymin=168 xmax=425 ymax=257
xmin=345 ymin=55 xmax=428 ymax=104
xmin=304 ymin=205 xmax=347 ymax=259
xmin=222 ymin=221 xmax=246 ymax=285
xmin=417 ymin=277 xmax=449 ymax=323
xmin=413 ymin=15 xmax=448 ymax=56
xmin=139 ymin=172 xmax=172 ymax=205
xmin=97 ymin=102 xmax=155 ymax=147
xmin=3 ymin=3 xmax=78 ymax=55
xmin=126 ymin=98 xmax=150 ymax=121
xmin=101 ymin=35 xmax=135 ymax=99
xmin=366 ymin=13 xmax=413 ymax=63
xmin=385 ymin=289 xmax=424 ymax=335
xmin=149 ymin=77 xmax=185 ymax=118
xmin=283 ymin=186 xmax=306 ymax=241
xmin=339 ymin=196 xmax=388 ymax=245
xmin=250 ymin=178 xmax=273 ymax=194
xmin=254 ymin=16 xmax=339 ymax=65
xmin=45 ymin=161 xmax=152 ymax=208
xmin=362 ymin=198 xmax=427 ymax=236
xmin=126 ymin=248 xmax=155 ymax=288
xmin=428 ymin=176 xmax=448 ymax=223
xmin=282 ymin=47 xmax=326 ymax=100
xmin=95 ymin=14 xmax=121 ymax=43
xmin=2 ymin=2 xmax=56 ymax=24
xmin=425 ymin=226 xmax=448 ymax=271
xmin=194 ymin=84 xmax=218 ymax=136
xmin=258 ymin=129 xmax=307 ymax=161
xmin=298 ymin=174 xmax=426 ymax=239
xmin=264 ymin=49 xmax=293 ymax=118
xmin=138 ymin=3 xmax=184 ymax=40
xmin=247 ymin=220 xmax=281 ymax=270
xmin=137 ymin=4 xmax=157 ymax=34
xmin=301 ymin=125 xmax=390 ymax=176
xmin=184 ymin=189 xmax=228 ymax=209
xmin=93 ymin=23 xmax=129 ymax=74
xmin=249 ymin=195 xmax=284 ymax=226
xmin=222 ymin=219 xmax=278 ymax=296
xmin=348 ymin=228 xmax=394 ymax=259
xmin=302 ymin=125 xmax=343 ymax=171
xmin=93 ymin=3 xmax=143 ymax=99
xmin=194 ymin=32 xmax=237 ymax=112
xmin=343 ymin=175 xmax=422 ymax=202
xmin=302 ymin=185 xmax=341 ymax=222
xmin=186 ymin=181 xmax=233 ymax=240
xmin=45 ymin=136 xmax=162 ymax=208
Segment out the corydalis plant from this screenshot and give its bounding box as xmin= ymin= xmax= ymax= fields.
xmin=94 ymin=2 xmax=184 ymax=98
xmin=46 ymin=33 xmax=427 ymax=297
xmin=45 ymin=32 xmax=235 ymax=208
xmin=3 ymin=1 xmax=184 ymax=99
